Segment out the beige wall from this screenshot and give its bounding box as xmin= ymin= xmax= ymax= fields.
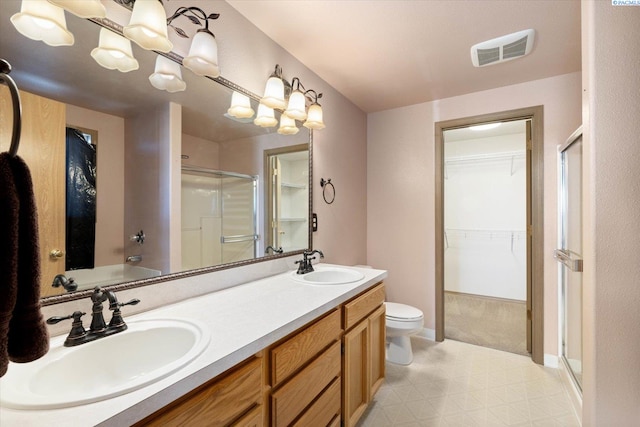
xmin=582 ymin=1 xmax=640 ymax=424
xmin=367 ymin=72 xmax=581 ymax=355
xmin=66 ymin=104 xmax=125 ymax=267
xmin=207 ymin=1 xmax=368 ymax=266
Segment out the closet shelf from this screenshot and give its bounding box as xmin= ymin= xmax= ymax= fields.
xmin=281 ymin=182 xmax=306 ymax=189
xmin=445 ymin=151 xmax=525 ymax=177
xmin=444 ymin=228 xmax=526 ymax=252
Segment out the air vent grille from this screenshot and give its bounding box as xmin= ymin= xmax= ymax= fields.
xmin=503 ymin=36 xmax=529 ymax=60
xmin=477 ymin=47 xmax=500 ymax=66
xmin=471 ymin=29 xmax=535 ymax=67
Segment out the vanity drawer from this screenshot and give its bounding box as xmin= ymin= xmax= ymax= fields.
xmin=231 ymin=404 xmax=263 ymax=427
xmin=271 ymin=341 xmax=341 ymax=427
xmin=139 ymin=356 xmax=263 ymax=427
xmin=343 ymin=283 xmax=385 ymax=330
xmin=271 ymin=309 xmax=342 ymax=387
xmin=292 ymin=377 xmax=341 ymax=427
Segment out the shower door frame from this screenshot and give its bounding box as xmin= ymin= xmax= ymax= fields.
xmin=434 ymin=106 xmax=545 ymax=365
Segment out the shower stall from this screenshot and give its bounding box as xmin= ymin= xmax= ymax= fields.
xmin=556 ymin=128 xmax=584 ymax=393
xmin=181 ymin=166 xmax=258 ymax=270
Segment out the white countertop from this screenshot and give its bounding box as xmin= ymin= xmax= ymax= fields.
xmin=0 ymin=264 xmax=387 ymax=426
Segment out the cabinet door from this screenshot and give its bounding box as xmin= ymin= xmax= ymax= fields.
xmin=368 ymin=304 xmax=386 ymax=398
xmin=343 ymin=319 xmax=369 ymax=427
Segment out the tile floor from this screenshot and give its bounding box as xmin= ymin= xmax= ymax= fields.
xmin=358 ymin=338 xmax=580 ymax=427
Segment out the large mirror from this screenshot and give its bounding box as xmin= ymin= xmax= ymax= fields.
xmin=0 ymin=0 xmax=312 ymax=303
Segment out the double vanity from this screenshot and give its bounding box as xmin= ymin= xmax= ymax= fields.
xmin=0 ymin=264 xmax=387 ymax=426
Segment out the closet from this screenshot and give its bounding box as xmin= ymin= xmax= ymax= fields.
xmin=443 ymin=120 xmax=528 ymax=354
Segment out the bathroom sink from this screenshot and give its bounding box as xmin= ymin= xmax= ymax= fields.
xmin=0 ymin=318 xmax=210 ymax=410
xmin=291 ymin=266 xmax=365 ymax=285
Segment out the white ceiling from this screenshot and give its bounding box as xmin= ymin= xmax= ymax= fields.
xmin=226 ymin=0 xmax=582 ymax=113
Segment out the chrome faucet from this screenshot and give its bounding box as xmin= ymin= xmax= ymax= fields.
xmin=47 ymin=287 xmax=140 ymax=347
xmin=295 ymin=249 xmax=324 ymax=274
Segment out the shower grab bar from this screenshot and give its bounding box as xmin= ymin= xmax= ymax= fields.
xmin=221 ymin=234 xmax=259 ymax=244
xmin=554 ymin=249 xmax=583 ymax=272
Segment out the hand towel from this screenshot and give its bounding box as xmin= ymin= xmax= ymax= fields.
xmin=6 ymin=154 xmax=49 ymax=364
xmin=0 ymin=153 xmax=19 ymax=377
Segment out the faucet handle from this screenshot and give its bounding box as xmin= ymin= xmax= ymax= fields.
xmin=47 ymin=311 xmax=88 ymax=346
xmin=117 ymin=298 xmax=141 ymax=308
xmin=108 ymin=298 xmax=140 ymax=330
xmin=46 ymin=311 xmax=85 ymax=325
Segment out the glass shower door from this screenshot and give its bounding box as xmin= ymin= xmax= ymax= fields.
xmin=556 ymin=128 xmax=583 ymax=391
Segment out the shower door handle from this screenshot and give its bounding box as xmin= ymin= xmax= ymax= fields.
xmin=554 ymin=249 xmax=583 ymax=272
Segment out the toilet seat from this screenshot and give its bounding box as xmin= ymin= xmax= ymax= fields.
xmin=385 ymin=302 xmax=423 ymax=321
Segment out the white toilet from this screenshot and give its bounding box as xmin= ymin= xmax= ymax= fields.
xmin=384 ymin=302 xmax=424 ymax=365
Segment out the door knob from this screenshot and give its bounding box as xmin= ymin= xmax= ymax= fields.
xmin=50 ymin=249 xmax=65 ymax=259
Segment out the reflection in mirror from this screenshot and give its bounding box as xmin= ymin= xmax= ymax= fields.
xmin=0 ymin=0 xmax=312 ymax=302
xmin=265 ymin=145 xmax=310 ymax=255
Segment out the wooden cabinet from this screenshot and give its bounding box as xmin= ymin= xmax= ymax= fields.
xmin=342 ymin=283 xmax=386 ymax=427
xmin=269 ymin=309 xmax=343 ymax=426
xmin=136 ymin=355 xmax=264 ymax=427
xmin=134 ymin=282 xmax=385 ymax=427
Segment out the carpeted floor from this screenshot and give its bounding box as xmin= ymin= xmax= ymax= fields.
xmin=445 ymin=291 xmax=528 ymax=356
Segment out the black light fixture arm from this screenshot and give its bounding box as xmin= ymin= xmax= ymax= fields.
xmin=289 ymin=75 xmax=322 ymax=104
xmin=167 ymin=6 xmax=220 ymax=37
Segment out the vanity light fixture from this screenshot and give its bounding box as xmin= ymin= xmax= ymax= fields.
xmin=47 ymin=0 xmax=106 ymax=18
xmin=123 ymin=0 xmax=173 ymax=53
xmin=253 ymin=103 xmax=278 ymax=128
xmin=91 ymin=28 xmax=139 ymax=73
xmin=260 ymin=65 xmax=288 ymax=110
xmin=149 ymin=55 xmax=186 ymax=92
xmin=171 ymin=7 xmax=221 ymax=78
xmin=278 ymin=115 xmax=300 ymax=136
xmin=228 ymin=91 xmax=255 ymax=119
xmin=10 ymin=0 xmax=74 ymax=46
xmin=302 ymin=91 xmax=325 ymax=130
xmin=260 ymin=64 xmax=326 ymax=132
xmin=284 ymin=78 xmax=308 ymax=121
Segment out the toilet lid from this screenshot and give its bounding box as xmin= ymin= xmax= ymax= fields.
xmin=385 ymin=302 xmax=423 ymax=321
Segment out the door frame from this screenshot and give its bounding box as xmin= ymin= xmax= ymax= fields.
xmin=434 ymin=106 xmax=544 ymax=364
xmin=263 ymin=144 xmax=309 ymax=253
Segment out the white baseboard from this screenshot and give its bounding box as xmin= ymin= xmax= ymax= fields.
xmin=416 ymin=328 xmax=435 ymax=341
xmin=544 ymin=353 xmax=559 ymax=368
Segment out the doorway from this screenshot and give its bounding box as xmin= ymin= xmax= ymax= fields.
xmin=264 ymin=144 xmax=309 ymax=256
xmin=442 ymin=120 xmax=528 ymax=355
xmin=435 ymin=106 xmax=545 ymax=364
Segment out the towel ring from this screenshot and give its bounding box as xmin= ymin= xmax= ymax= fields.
xmin=0 ymin=59 xmax=22 ymax=157
xmin=320 ymin=178 xmax=335 ymax=204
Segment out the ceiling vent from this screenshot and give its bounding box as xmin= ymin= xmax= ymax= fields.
xmin=471 ymin=29 xmax=535 ymax=67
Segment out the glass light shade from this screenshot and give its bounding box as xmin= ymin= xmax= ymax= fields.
xmin=303 ymin=103 xmax=326 ymax=130
xmin=183 ymin=30 xmax=220 ymax=78
xmin=149 ymin=56 xmax=186 ymax=93
xmin=123 ymin=0 xmax=172 ymax=53
xmin=278 ymin=115 xmax=299 ymax=135
xmin=253 ymin=103 xmax=278 ymax=128
xmin=10 ymin=0 xmax=74 ymax=46
xmin=260 ymin=76 xmax=286 ymax=110
xmin=284 ymin=89 xmax=307 ymax=121
xmin=47 ymin=0 xmax=106 ymax=18
xmin=90 ymin=28 xmax=139 ymax=73
xmin=227 ymin=92 xmax=255 ymax=119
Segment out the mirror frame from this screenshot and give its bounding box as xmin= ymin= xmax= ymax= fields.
xmin=40 ymin=17 xmax=314 ymax=306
